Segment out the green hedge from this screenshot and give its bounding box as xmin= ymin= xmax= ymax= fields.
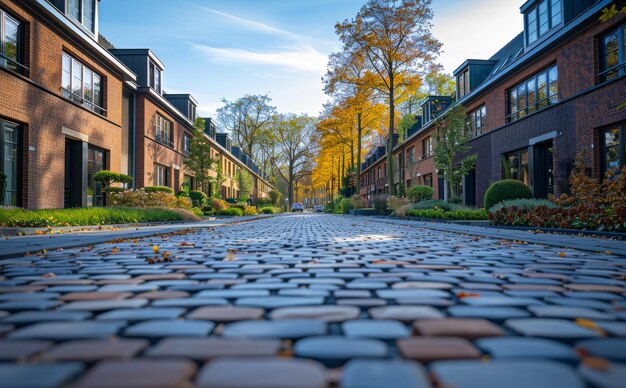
xmin=0 ymin=207 xmax=200 ymax=228
xmin=407 ymin=185 xmax=434 ymax=203
xmin=189 ymin=190 xmax=207 ymax=207
xmin=216 ymin=208 xmax=243 ymax=217
xmin=144 ymin=186 xmax=175 ymax=194
xmin=406 ymin=208 xmax=488 ymax=220
xmin=484 ymin=180 xmax=533 ymax=210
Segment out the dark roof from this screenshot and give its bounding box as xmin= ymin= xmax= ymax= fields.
xmin=485 ymin=32 xmax=525 ymax=80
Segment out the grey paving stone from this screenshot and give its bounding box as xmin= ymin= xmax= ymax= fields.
xmin=60 ymin=299 xmax=149 ymax=311
xmin=196 ymin=358 xmax=327 ymax=388
xmin=528 ymin=305 xmax=615 ymax=320
xmin=43 ymin=339 xmax=148 ymax=361
xmin=0 ymin=340 xmax=52 ymax=361
xmin=447 ymin=306 xmax=530 ymax=320
xmin=96 ymin=308 xmax=185 ymax=321
xmin=222 ymin=319 xmax=326 ymax=339
xmin=0 ymin=363 xmax=84 ymax=388
xmin=74 ymin=359 xmax=196 ymax=388
xmin=368 ymin=306 xmax=444 ymax=322
xmin=506 ymin=318 xmax=602 ymax=339
xmin=187 ymin=306 xmax=264 ymax=322
xmin=341 ymin=359 xmax=431 ymax=388
xmin=431 ymin=360 xmax=585 ymax=388
xmin=342 ymin=320 xmax=410 ymax=339
xmin=476 ymin=337 xmax=578 ymax=361
xmin=8 ymin=321 xmax=125 ymax=340
xmin=2 ymin=311 xmax=92 ymax=324
xmin=146 ymin=338 xmax=282 ymax=360
xmin=576 ymin=339 xmax=626 ymax=362
xmin=269 ymin=305 xmax=359 ymax=322
xmin=294 ymin=336 xmax=388 ymax=365
xmin=124 ymin=320 xmax=214 ymax=337
xmin=235 ymin=296 xmax=325 ymax=308
xmin=578 ymin=362 xmax=626 ymax=388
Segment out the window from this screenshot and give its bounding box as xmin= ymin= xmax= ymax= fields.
xmin=149 ymin=61 xmax=162 ymax=93
xmin=468 ymin=105 xmax=487 ymax=138
xmin=87 ymin=147 xmax=105 ymax=206
xmin=599 ymin=24 xmax=626 ymax=83
xmin=457 ymin=69 xmax=470 ymax=98
xmin=67 ymin=0 xmax=96 ymax=33
xmin=502 ymin=149 xmax=529 ymax=185
xmin=423 ymin=173 xmax=433 ymax=187
xmin=155 ymin=114 xmax=173 ymax=147
xmin=377 ymin=166 xmax=381 ymax=180
xmin=526 ymin=0 xmax=562 ymax=45
xmin=1 ymin=8 xmax=23 ymax=73
xmin=507 ymin=64 xmax=557 ymax=122
xmin=422 ymin=137 xmax=433 ymax=159
xmin=62 ymin=53 xmax=104 ymax=114
xmin=602 ymin=126 xmax=625 ymax=175
xmin=189 ymin=102 xmax=196 ymax=121
xmin=406 ymin=147 xmax=415 ymax=166
xmin=154 ymin=164 xmax=169 ymax=187
xmin=182 ymin=133 xmax=191 ymax=155
xmin=1 ymin=119 xmax=19 ymax=206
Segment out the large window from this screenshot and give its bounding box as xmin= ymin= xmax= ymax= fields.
xmin=1 ymin=119 xmax=19 ymax=206
xmin=1 ymin=8 xmax=23 ymax=73
xmin=67 ymin=0 xmax=96 ymax=33
xmin=599 ymin=24 xmax=626 ymax=83
xmin=183 ymin=133 xmax=191 ymax=155
xmin=507 ymin=64 xmax=557 ymax=123
xmin=87 ymin=146 xmax=105 ymax=207
xmin=423 ymin=173 xmax=433 ymax=187
xmin=62 ymin=53 xmax=104 ymax=114
xmin=457 ymin=69 xmax=470 ymax=98
xmin=526 ymin=0 xmax=562 ymax=45
xmin=149 ymin=61 xmax=162 ymax=93
xmin=155 ymin=114 xmax=173 ymax=147
xmin=406 ymin=147 xmax=415 ymax=166
xmin=422 ymin=137 xmax=433 ymax=159
xmin=602 ymin=126 xmax=625 ymax=175
xmin=502 ymin=149 xmax=529 ymax=185
xmin=154 ymin=164 xmax=169 ymax=187
xmin=468 ymin=105 xmax=487 ymax=138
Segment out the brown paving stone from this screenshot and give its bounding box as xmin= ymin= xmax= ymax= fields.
xmin=74 ymin=359 xmax=196 ymax=388
xmin=135 ymin=291 xmax=190 ymax=300
xmin=392 ymin=282 xmax=454 ymax=289
xmin=95 ymin=279 xmax=145 ymax=285
xmin=207 ymin=279 xmax=247 ymax=286
xmin=413 ymin=318 xmax=504 ymax=339
xmin=503 ymin=284 xmax=565 ymax=292
xmin=43 ymin=339 xmax=148 ymax=362
xmin=146 ymin=338 xmax=282 ymax=360
xmin=398 ymin=337 xmax=481 ymax=362
xmin=369 ymin=306 xmax=445 ymax=322
xmin=564 ymin=284 xmax=626 ymax=293
xmin=0 ymin=286 xmax=46 ymax=293
xmin=0 ymin=340 xmax=52 ymax=361
xmin=269 ymin=305 xmax=359 ymax=322
xmin=60 ymin=292 xmax=133 ymax=301
xmin=187 ymin=306 xmax=264 ymax=322
xmin=33 ymin=279 xmax=94 ymax=285
xmin=404 ymin=265 xmax=465 ymax=270
xmin=196 ymin=358 xmax=327 ymax=388
xmin=136 ymin=274 xmax=186 ymax=281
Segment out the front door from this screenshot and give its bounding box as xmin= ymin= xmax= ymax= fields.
xmin=533 ymin=141 xmax=554 ymax=198
xmin=64 ymin=139 xmax=82 ymax=208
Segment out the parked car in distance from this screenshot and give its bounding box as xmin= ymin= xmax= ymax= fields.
xmin=314 ymin=205 xmax=324 ymax=212
xmin=291 ymin=203 xmax=304 ymax=212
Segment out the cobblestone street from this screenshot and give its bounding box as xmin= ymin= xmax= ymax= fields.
xmin=1 ymin=213 xmax=625 ymax=387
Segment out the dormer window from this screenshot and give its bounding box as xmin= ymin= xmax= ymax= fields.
xmin=149 ymin=61 xmax=161 ymax=93
xmin=188 ymin=102 xmax=196 ymax=121
xmin=526 ymin=0 xmax=562 ymax=45
xmin=67 ymin=0 xmax=96 ymax=34
xmin=457 ymin=69 xmax=470 ymax=98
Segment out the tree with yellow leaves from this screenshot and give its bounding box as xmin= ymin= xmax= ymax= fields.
xmin=334 ymin=0 xmax=441 ymax=195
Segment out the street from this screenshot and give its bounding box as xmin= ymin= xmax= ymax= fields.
xmin=0 ymin=213 xmax=625 ymax=387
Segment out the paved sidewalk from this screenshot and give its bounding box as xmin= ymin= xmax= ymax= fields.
xmin=0 ymin=216 xmax=267 ymax=258
xmin=0 ymin=213 xmax=624 ymax=387
xmin=368 ymin=216 xmax=626 ymax=256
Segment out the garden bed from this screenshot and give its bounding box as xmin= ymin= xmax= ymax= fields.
xmin=0 ymin=207 xmax=202 ymax=228
xmin=348 ymin=208 xmax=378 ymax=216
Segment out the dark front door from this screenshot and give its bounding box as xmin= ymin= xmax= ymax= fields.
xmin=65 ymin=139 xmax=82 ymax=208
xmin=464 ymin=169 xmax=476 ymax=206
xmin=533 ymin=141 xmax=554 ymax=198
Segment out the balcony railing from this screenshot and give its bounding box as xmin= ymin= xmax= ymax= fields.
xmin=0 ymin=53 xmax=28 ymax=74
xmin=597 ymin=62 xmax=626 ymax=84
xmin=505 ymin=93 xmax=559 ymax=123
xmin=61 ymin=88 xmax=106 ymax=115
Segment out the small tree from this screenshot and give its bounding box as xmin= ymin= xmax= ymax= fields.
xmin=184 ymin=118 xmax=215 ymax=195
xmin=93 ymin=171 xmax=133 ymax=205
xmin=236 ymin=170 xmax=254 ymax=203
xmin=433 ymin=104 xmax=477 ymax=202
xmin=269 ymin=189 xmax=281 ymax=206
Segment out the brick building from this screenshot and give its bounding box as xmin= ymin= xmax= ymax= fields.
xmin=360 ymin=0 xmax=626 ymax=207
xmin=0 ymin=0 xmax=272 ymax=209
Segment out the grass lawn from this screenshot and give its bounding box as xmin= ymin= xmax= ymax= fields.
xmin=0 ymin=207 xmax=201 ymax=228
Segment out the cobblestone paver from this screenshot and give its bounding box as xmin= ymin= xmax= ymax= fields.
xmin=0 ymin=213 xmax=625 ymax=387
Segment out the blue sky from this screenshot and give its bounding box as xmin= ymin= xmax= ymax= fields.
xmin=99 ymin=0 xmax=526 ymax=118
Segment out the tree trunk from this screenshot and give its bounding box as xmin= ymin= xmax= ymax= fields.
xmin=288 ymin=165 xmax=294 ymax=209
xmin=388 ymin=80 xmax=396 ymax=196
xmin=350 ymin=140 xmax=355 ymax=171
xmin=357 ymin=112 xmax=363 ymax=196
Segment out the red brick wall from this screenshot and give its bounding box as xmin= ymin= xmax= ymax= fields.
xmin=0 ymin=0 xmax=125 ymax=208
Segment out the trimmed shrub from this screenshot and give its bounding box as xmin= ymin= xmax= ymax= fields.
xmin=412 ymin=200 xmax=469 ymax=212
xmin=340 ymin=198 xmax=355 ymax=214
xmin=372 ymin=195 xmax=388 ymax=215
xmin=217 ymin=207 xmax=243 ymax=217
xmin=483 ymin=180 xmax=533 ymax=210
xmin=94 ymin=171 xmax=133 ymax=185
xmin=225 ymin=198 xmax=237 ymax=204
xmin=260 ymin=207 xmax=274 ymax=214
xmin=243 ymin=206 xmax=257 ymax=216
xmin=144 ymin=186 xmax=175 ymax=194
xmin=488 ymin=198 xmax=558 ymax=214
xmin=188 ymin=207 xmax=204 ymax=217
xmin=175 ymin=196 xmax=193 ymax=209
xmin=406 ymin=209 xmax=488 ymax=220
xmin=269 ymin=190 xmax=281 ymax=206
xmin=387 ymin=196 xmax=410 ymax=212
xmin=108 ymin=189 xmax=178 ymax=208
xmin=407 ymin=185 xmax=434 ymax=203
xmin=211 ymin=199 xmax=229 ymax=211
xmin=351 ymin=195 xmax=367 ymax=210
xmin=189 ymin=190 xmax=207 ymax=207
xmin=395 ymin=204 xmax=413 ymax=217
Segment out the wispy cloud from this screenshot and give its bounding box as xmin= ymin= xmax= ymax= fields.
xmin=188 ymin=42 xmax=327 ymax=73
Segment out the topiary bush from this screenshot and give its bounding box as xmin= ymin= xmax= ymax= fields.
xmin=242 ymin=206 xmax=257 ymax=216
xmin=211 ymin=199 xmax=229 ymax=212
xmin=484 ymin=179 xmax=533 ymax=210
xmin=372 ymin=195 xmax=388 ymax=215
xmin=94 ymin=171 xmax=133 ymax=186
xmin=260 ymin=207 xmax=274 ymax=214
xmin=407 ymin=185 xmax=434 ymax=203
xmin=189 ymin=190 xmax=208 ymax=207
xmin=351 ymin=195 xmax=367 ymax=210
xmin=340 ymin=198 xmax=355 ymax=214
xmin=144 ymin=186 xmax=174 ymax=194
xmin=217 ymin=207 xmax=243 ymax=217
xmin=387 ymin=196 xmax=410 ymax=212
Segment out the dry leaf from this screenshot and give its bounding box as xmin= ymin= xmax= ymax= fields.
xmin=224 ymin=249 xmax=237 ymax=261
xmin=41 ymin=272 xmax=56 ymax=279
xmin=152 ymin=245 xmax=160 ymax=253
xmin=582 ymin=357 xmax=610 ymax=371
xmin=559 ymin=252 xmax=566 ymax=257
